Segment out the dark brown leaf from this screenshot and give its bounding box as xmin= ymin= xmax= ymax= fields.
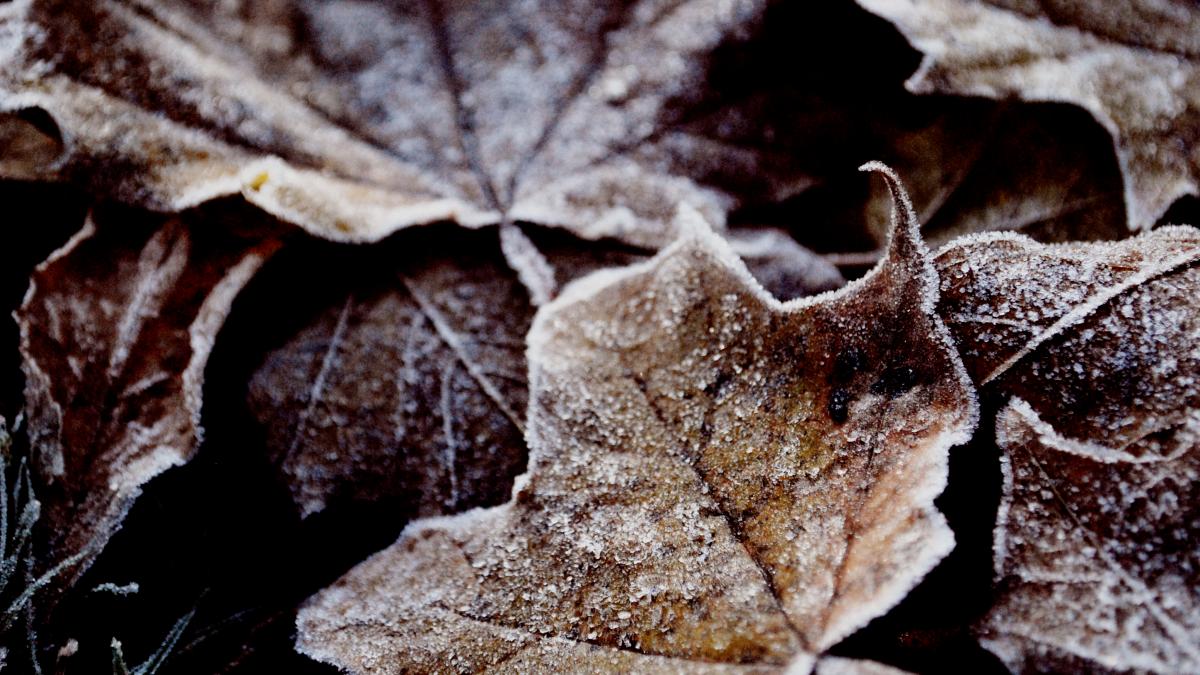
xmin=0 ymin=0 xmax=823 ymax=248
xmin=18 ymin=203 xmax=282 ymax=588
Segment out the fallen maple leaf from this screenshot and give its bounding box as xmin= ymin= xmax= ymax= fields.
xmin=248 ymin=224 xmax=843 ymax=519
xmin=935 ymin=228 xmax=1200 ymax=671
xmin=18 ymin=202 xmax=282 ymax=591
xmin=857 ymin=0 xmax=1200 ymax=231
xmin=294 ymin=165 xmax=976 ymax=672
xmin=0 ymin=0 xmax=822 ymax=249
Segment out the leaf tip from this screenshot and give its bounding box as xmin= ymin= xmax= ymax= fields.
xmin=859 ymin=161 xmax=924 ymax=263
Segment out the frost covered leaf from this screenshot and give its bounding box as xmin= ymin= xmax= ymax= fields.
xmin=18 ymin=204 xmax=281 ymax=589
xmin=249 ymin=225 xmax=842 ymax=518
xmin=294 ymin=165 xmax=976 ymax=672
xmin=0 ymin=0 xmax=806 ymax=247
xmin=935 ymin=226 xmax=1200 ymax=404
xmin=247 ymin=225 xmax=532 ymax=519
xmin=934 ymin=228 xmax=1200 ymax=671
xmin=983 ymin=401 xmax=1200 ymax=673
xmin=857 ymin=0 xmax=1200 ymax=230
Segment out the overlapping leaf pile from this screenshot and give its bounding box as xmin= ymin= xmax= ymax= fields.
xmin=0 ymin=0 xmax=1196 ymax=673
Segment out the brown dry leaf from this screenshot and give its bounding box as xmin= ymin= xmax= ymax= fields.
xmin=0 ymin=0 xmax=815 ymax=248
xmin=856 ymin=0 xmax=1200 ymax=230
xmin=248 ymin=224 xmax=843 ymax=519
xmin=860 ymin=102 xmax=1126 ymax=249
xmin=247 ymin=225 xmax=532 ymax=520
xmin=934 ymin=228 xmax=1200 ymax=671
xmin=294 ymin=165 xmax=976 ymax=673
xmin=18 ymin=203 xmax=282 ymax=587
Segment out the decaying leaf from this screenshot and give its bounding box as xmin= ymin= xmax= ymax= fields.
xmin=0 ymin=0 xmax=826 ymax=248
xmin=248 ymin=224 xmax=843 ymax=519
xmin=857 ymin=0 xmax=1200 ymax=230
xmin=294 ymin=165 xmax=976 ymax=672
xmin=860 ymin=102 xmax=1126 ymax=249
xmin=18 ymin=203 xmax=282 ymax=590
xmin=247 ymin=225 xmax=532 ymax=520
xmin=934 ymin=228 xmax=1200 ymax=671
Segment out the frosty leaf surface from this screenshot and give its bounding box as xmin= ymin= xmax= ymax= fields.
xmin=294 ymin=166 xmax=976 ymax=672
xmin=248 ymin=224 xmax=843 ymax=518
xmin=18 ymin=204 xmax=281 ymax=590
xmin=857 ymin=0 xmax=1200 ymax=230
xmin=935 ymin=227 xmax=1200 ymax=449
xmin=0 ymin=0 xmax=815 ymax=247
xmin=984 ymin=400 xmax=1200 ymax=673
xmin=247 ymin=225 xmax=532 ymax=519
xmin=934 ymin=228 xmax=1200 ymax=670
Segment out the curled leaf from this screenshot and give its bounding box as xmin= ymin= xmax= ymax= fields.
xmin=857 ymin=0 xmax=1200 ymax=229
xmin=18 ymin=204 xmax=282 ymax=589
xmin=294 ymin=166 xmax=976 ymax=672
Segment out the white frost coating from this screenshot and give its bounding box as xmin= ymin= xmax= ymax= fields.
xmin=974 ymin=231 xmax=1200 ymax=385
xmin=856 ymin=0 xmax=1200 ymax=230
xmin=814 ymin=656 xmax=911 ymax=675
xmin=499 ymin=223 xmax=557 ymax=306
xmin=986 ymin=397 xmax=1200 ymax=672
xmin=1002 ymin=398 xmax=1197 ymax=465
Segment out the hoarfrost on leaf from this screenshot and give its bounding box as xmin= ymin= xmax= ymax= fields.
xmin=935 ymin=226 xmax=1200 ymax=449
xmin=935 ymin=227 xmax=1200 ymax=671
xmin=0 ymin=0 xmax=822 ymax=248
xmin=18 ymin=203 xmax=282 ymax=593
xmin=984 ymin=400 xmax=1200 ymax=673
xmin=294 ymin=165 xmax=976 ymax=673
xmin=857 ymin=0 xmax=1200 ymax=230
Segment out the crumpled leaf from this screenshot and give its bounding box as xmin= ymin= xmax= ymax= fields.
xmin=856 ymin=0 xmax=1200 ymax=230
xmin=248 ymin=224 xmax=843 ymax=519
xmin=0 ymin=0 xmax=819 ymax=248
xmin=18 ymin=203 xmax=282 ymax=589
xmin=294 ymin=165 xmax=976 ymax=672
xmin=934 ymin=228 xmax=1200 ymax=671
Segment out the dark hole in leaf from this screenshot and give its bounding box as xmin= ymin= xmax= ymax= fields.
xmin=827 ymin=387 xmax=852 ymax=424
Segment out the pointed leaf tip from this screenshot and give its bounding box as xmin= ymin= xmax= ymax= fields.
xmin=859 ymin=161 xmax=923 ymax=263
